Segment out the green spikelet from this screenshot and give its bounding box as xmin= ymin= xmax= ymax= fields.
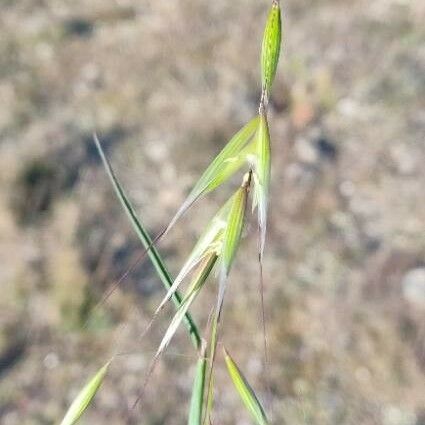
xmin=224 ymin=348 xmax=269 ymax=425
xmin=261 ymin=0 xmax=282 ymax=97
xmin=60 ymin=361 xmax=111 ymax=425
xmin=254 ymin=112 xmax=271 ymax=258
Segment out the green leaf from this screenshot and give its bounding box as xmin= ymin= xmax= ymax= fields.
xmin=188 ymin=346 xmax=207 ymax=425
xmin=253 ymin=113 xmax=271 ymax=258
xmin=223 ymin=349 xmax=269 ymax=425
xmin=261 ymin=0 xmax=282 ymax=97
xmin=60 ymin=361 xmax=111 ymax=425
xmin=165 ymin=116 xmax=259 ymax=234
xmin=93 ymin=134 xmax=201 ymax=350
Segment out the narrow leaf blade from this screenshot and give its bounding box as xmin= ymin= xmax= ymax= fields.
xmin=60 ymin=361 xmax=111 ymax=425
xmin=223 ymin=349 xmax=269 ymax=425
xmin=94 ymin=135 xmax=202 ymax=350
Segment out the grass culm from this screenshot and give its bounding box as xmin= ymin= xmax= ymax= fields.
xmin=59 ymin=1 xmax=282 ymax=424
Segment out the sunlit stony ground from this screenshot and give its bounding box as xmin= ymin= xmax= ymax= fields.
xmin=0 ymin=0 xmax=424 ymax=424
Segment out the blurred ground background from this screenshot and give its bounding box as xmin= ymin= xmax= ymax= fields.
xmin=0 ymin=0 xmax=424 ymax=424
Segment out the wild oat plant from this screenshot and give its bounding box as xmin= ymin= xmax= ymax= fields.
xmin=60 ymin=1 xmax=282 ymax=424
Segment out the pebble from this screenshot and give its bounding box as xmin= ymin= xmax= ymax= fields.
xmin=402 ymin=268 xmax=425 ymax=307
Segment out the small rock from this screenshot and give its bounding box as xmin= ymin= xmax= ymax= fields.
xmin=402 ymin=268 xmax=425 ymax=307
xmin=315 ymin=137 xmax=338 ymax=161
xmin=295 ymin=137 xmax=318 ymax=165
